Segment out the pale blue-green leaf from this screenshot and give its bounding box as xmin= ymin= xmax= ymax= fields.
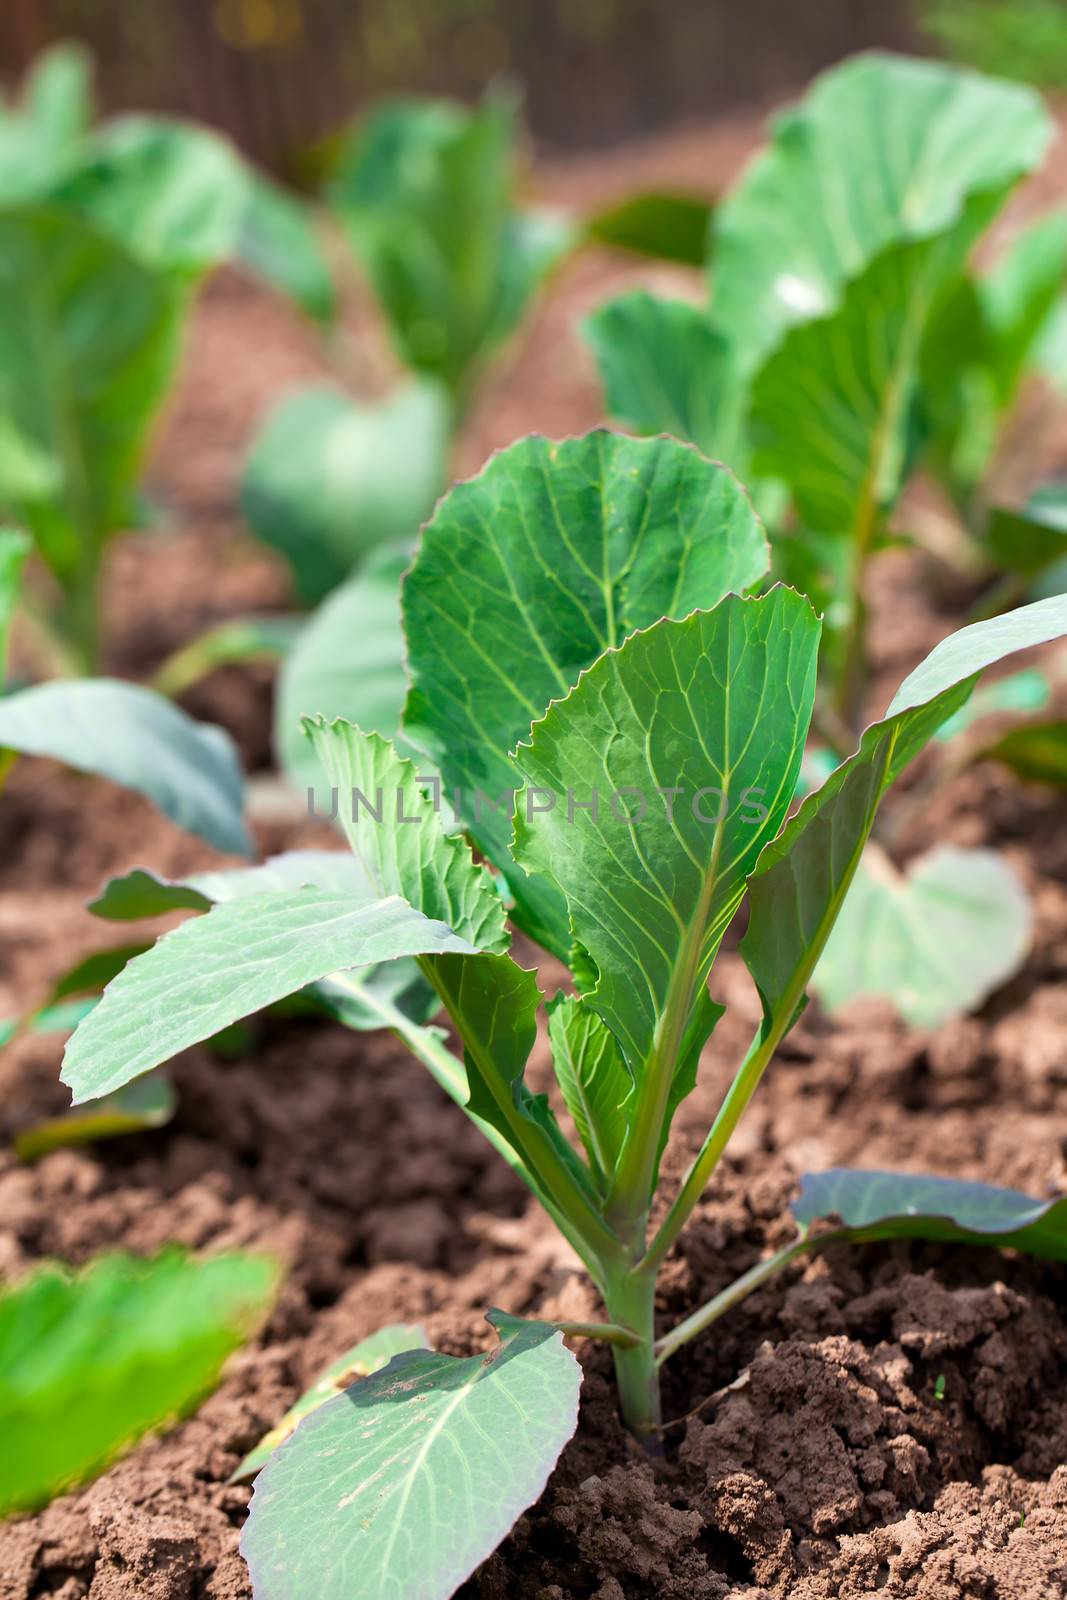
xmin=795 ymin=1168 xmax=1067 ymax=1261
xmin=513 ymin=588 xmax=820 ymax=1070
xmin=61 ymin=889 xmax=483 ymax=1103
xmin=53 ymin=115 xmax=247 ymax=274
xmin=240 ymin=1310 xmax=581 ymax=1600
xmin=711 ymin=52 xmax=1050 ymax=371
xmin=403 ymin=431 xmax=770 ymax=957
xmin=236 ymin=173 xmax=335 ymax=324
xmin=275 ymin=551 xmax=413 ymax=806
xmin=0 ymin=679 xmax=250 ymax=854
xmin=582 ymin=291 xmax=747 ymax=462
xmin=232 ymin=1322 xmax=430 ymax=1483
xmin=812 ymin=843 xmax=1032 ymax=1026
xmin=242 ymin=383 xmax=448 ymax=604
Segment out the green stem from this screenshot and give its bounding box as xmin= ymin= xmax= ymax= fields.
xmin=654 ymin=1236 xmax=808 ymax=1367
xmin=602 ymin=1266 xmax=661 ymax=1437
xmin=553 ymin=1319 xmax=642 ymax=1348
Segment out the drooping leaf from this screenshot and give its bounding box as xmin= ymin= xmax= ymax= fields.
xmin=710 ymin=52 xmax=1050 ymax=372
xmin=978 ymin=718 xmax=1067 ymax=785
xmin=0 ymin=679 xmax=251 ymax=855
xmin=52 ymin=115 xmax=247 ymax=276
xmin=582 ymin=292 xmax=746 ymax=462
xmin=742 ymin=594 xmax=1067 ymax=1039
xmin=61 ymin=889 xmax=485 ymax=1104
xmin=275 ymin=550 xmax=413 ymax=803
xmin=403 ymin=431 xmax=770 ymax=957
xmin=547 ymin=992 xmax=633 ymax=1191
xmin=232 ymin=1323 xmax=430 ymax=1483
xmin=236 ymin=172 xmax=335 ymax=324
xmin=240 ymin=1310 xmax=581 ymax=1600
xmin=795 ymin=1168 xmax=1067 ymax=1261
xmin=329 ymin=93 xmax=563 ymax=398
xmin=0 ymin=207 xmax=184 ymax=587
xmin=513 ymin=588 xmax=820 ymax=1073
xmin=14 ymin=1072 xmax=177 ymax=1162
xmin=585 ymin=191 xmax=713 ymax=266
xmin=0 ymin=527 xmax=29 ymax=678
xmin=152 ymin=613 xmax=303 ymax=698
xmin=0 ymin=1248 xmax=277 ymax=1515
xmin=812 ymin=843 xmax=1032 ymax=1026
xmin=242 ymin=383 xmax=448 ymax=604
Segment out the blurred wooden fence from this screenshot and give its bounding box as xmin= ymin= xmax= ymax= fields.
xmin=0 ymin=0 xmax=917 ymax=172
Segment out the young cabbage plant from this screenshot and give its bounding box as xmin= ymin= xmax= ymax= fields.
xmin=584 ymin=50 xmax=1062 ymax=727
xmin=60 ymin=435 xmax=1067 ymax=1599
xmin=0 ymin=528 xmax=250 ymax=854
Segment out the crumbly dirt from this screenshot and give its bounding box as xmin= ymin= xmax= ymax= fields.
xmin=3 ymin=113 xmax=1067 ymax=1599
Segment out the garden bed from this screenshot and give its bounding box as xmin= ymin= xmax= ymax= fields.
xmin=1 ymin=111 xmax=1066 ymax=1599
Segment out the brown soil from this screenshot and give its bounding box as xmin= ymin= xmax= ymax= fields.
xmin=3 ymin=113 xmax=1067 ymax=1599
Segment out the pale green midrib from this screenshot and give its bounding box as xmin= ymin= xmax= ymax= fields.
xmin=637 ymin=726 xmax=899 ymax=1277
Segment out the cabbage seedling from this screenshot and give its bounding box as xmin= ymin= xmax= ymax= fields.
xmin=61 ymin=434 xmax=1067 ymax=1599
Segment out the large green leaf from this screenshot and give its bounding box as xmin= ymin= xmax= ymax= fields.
xmin=582 ymin=292 xmax=745 ymax=462
xmin=0 ymin=679 xmax=250 ymax=855
xmin=240 ymin=1311 xmax=581 ymax=1600
xmin=232 ymin=1322 xmax=430 ymax=1483
xmin=795 ymin=1168 xmax=1067 ymax=1261
xmin=0 ymin=1249 xmax=277 ymax=1515
xmin=236 ymin=172 xmax=335 ymax=324
xmin=52 ymin=115 xmax=247 ymax=275
xmin=812 ymin=843 xmax=1031 ymax=1026
xmin=0 ymin=206 xmax=184 ymax=587
xmin=276 ymin=551 xmax=412 ymax=801
xmin=742 ymin=594 xmax=1067 ymax=1039
xmin=403 ymin=431 xmax=770 ymax=956
xmin=242 ymin=383 xmax=448 ymax=604
xmin=750 ymin=227 xmax=985 ymax=539
xmin=329 ymin=93 xmax=565 ymax=399
xmin=61 ymin=889 xmax=484 ymax=1104
xmin=710 ymin=52 xmax=1050 ymax=372
xmin=513 ymin=587 xmax=820 ymax=1077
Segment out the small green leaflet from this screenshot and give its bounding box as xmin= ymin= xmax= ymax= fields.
xmin=0 ymin=1249 xmax=277 ymax=1515
xmin=403 ymin=430 xmax=770 ymax=957
xmin=812 ymin=844 xmax=1032 ymax=1027
xmin=514 ymin=587 xmax=820 ymax=1071
xmin=743 ymin=594 xmax=1067 ymax=1039
xmin=710 ymin=52 xmax=1050 ymax=371
xmin=0 ymin=680 xmax=251 ymax=856
xmin=242 ymin=384 xmax=448 ymax=605
xmin=795 ymin=1169 xmax=1067 ymax=1261
xmin=582 ymin=292 xmax=746 ymax=463
xmin=585 ymin=191 xmax=713 ymax=267
xmin=61 ymin=889 xmax=485 ymax=1104
xmin=15 ymin=1072 xmax=176 ymax=1162
xmin=240 ymin=1311 xmax=581 ymax=1600
xmin=547 ymin=993 xmax=632 ymax=1193
xmin=232 ymin=1323 xmax=430 ymax=1483
xmin=979 ymin=719 xmax=1067 ymax=785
